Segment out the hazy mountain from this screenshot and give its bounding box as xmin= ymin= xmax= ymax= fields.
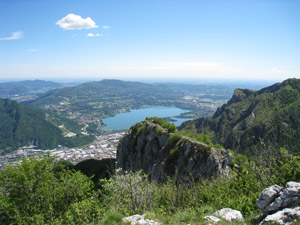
xmin=0 ymin=79 xmax=63 ymax=97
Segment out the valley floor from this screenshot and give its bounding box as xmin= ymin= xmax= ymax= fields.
xmin=0 ymin=132 xmax=124 ymax=168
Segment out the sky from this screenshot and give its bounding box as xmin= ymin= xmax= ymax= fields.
xmin=0 ymin=0 xmax=299 ymax=82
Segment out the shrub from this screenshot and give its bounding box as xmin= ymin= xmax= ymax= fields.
xmin=0 ymin=157 xmax=96 ymax=224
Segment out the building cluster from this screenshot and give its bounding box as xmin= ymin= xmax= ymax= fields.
xmin=0 ymin=132 xmax=125 ymax=168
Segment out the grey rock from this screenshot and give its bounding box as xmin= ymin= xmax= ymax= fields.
xmin=116 ymin=121 xmax=232 ymax=183
xmin=256 ymin=185 xmax=282 ymax=210
xmin=257 ymin=181 xmax=300 ymax=215
xmin=260 ymin=207 xmax=300 ymax=225
xmin=204 ymin=215 xmax=221 ymax=223
xmin=214 ymin=208 xmax=244 ymax=222
xmin=122 ymin=214 xmax=162 ymax=225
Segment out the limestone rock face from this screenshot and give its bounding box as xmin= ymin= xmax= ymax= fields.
xmin=116 ymin=120 xmax=232 ymax=183
xmin=214 ymin=208 xmax=244 ymax=222
xmin=256 ymin=185 xmax=283 ymax=211
xmin=260 ymin=207 xmax=300 ymax=225
xmin=257 ymin=182 xmax=300 ymax=224
xmin=257 ymin=182 xmax=300 ymax=215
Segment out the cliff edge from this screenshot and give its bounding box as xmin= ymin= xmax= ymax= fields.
xmin=116 ymin=118 xmax=232 ymax=183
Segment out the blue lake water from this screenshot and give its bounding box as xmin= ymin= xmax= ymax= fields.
xmin=102 ymin=106 xmax=194 ymax=130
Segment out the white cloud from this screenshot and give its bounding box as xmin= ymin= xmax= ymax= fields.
xmin=87 ymin=33 xmax=103 ymax=37
xmin=29 ymin=49 xmax=40 ymax=52
xmin=101 ymin=25 xmax=110 ymax=29
xmin=0 ymin=31 xmax=23 ymax=40
xmin=72 ymin=34 xmax=77 ymax=37
xmin=56 ymin=14 xmax=98 ymax=30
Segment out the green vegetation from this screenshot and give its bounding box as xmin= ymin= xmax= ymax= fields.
xmin=72 ymin=158 xmax=116 ymax=187
xmin=147 ymin=117 xmax=177 ymax=133
xmin=180 ymin=78 xmax=300 ymax=156
xmin=1 ymin=146 xmax=299 ymax=224
xmin=0 ymin=98 xmax=95 ymax=154
xmin=0 ymin=157 xmax=96 ymax=224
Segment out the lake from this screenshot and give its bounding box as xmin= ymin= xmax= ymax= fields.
xmin=102 ymin=106 xmax=193 ymax=130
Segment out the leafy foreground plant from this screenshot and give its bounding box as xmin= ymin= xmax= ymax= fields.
xmin=1 ymin=148 xmax=299 ymax=224
xmin=0 ymin=157 xmax=101 ymax=224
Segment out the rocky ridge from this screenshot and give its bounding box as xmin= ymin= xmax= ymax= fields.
xmin=116 ymin=118 xmax=232 ymax=183
xmin=179 ymin=78 xmax=300 ymax=156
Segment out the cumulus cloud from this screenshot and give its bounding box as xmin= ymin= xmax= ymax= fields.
xmin=0 ymin=31 xmax=23 ymax=40
xmin=101 ymin=25 xmax=110 ymax=29
xmin=87 ymin=33 xmax=103 ymax=37
xmin=56 ymin=14 xmax=98 ymax=30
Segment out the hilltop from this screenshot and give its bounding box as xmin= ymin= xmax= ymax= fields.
xmin=180 ymin=78 xmax=300 ymax=156
xmin=0 ymin=98 xmax=94 ymax=154
xmin=117 ymin=117 xmax=232 ymax=183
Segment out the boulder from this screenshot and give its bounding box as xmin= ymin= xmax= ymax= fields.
xmin=256 ymin=184 xmax=282 ymax=210
xmin=256 ymin=181 xmax=300 ymax=215
xmin=122 ymin=214 xmax=162 ymax=225
xmin=260 ymin=207 xmax=300 ymax=225
xmin=214 ymin=208 xmax=244 ymax=222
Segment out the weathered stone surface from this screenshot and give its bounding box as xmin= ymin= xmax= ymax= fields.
xmin=256 ymin=184 xmax=282 ymax=210
xmin=122 ymin=214 xmax=162 ymax=225
xmin=260 ymin=207 xmax=300 ymax=225
xmin=256 ymin=181 xmax=300 ymax=215
xmin=214 ymin=208 xmax=244 ymax=222
xmin=204 ymin=215 xmax=221 ymax=223
xmin=116 ymin=121 xmax=232 ymax=183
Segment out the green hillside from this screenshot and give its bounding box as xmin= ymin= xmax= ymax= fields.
xmin=180 ymin=78 xmax=300 ymax=156
xmin=0 ymin=98 xmax=94 ymax=154
xmin=29 ymin=79 xmax=235 ymax=124
xmin=30 ymin=79 xmax=187 ymax=119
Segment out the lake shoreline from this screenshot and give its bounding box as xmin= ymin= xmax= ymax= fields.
xmin=101 ymin=106 xmax=194 ymax=131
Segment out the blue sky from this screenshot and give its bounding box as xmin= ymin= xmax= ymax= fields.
xmin=0 ymin=0 xmax=299 ymax=81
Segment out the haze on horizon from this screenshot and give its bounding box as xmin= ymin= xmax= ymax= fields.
xmin=0 ymin=0 xmax=299 ymax=82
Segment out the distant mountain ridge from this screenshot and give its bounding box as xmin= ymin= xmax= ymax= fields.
xmin=0 ymin=79 xmax=63 ymax=97
xmin=0 ymin=98 xmax=94 ymax=154
xmin=179 ymin=78 xmax=300 ymax=155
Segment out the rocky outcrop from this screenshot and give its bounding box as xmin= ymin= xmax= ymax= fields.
xmin=214 ymin=208 xmax=244 ymax=222
xmin=261 ymin=207 xmax=300 ymax=225
xmin=256 ymin=184 xmax=283 ymax=213
xmin=116 ymin=119 xmax=232 ymax=183
xmin=257 ymin=181 xmax=300 ymax=224
xmin=122 ymin=214 xmax=162 ymax=225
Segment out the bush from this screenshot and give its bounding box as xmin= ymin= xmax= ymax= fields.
xmin=181 ymin=129 xmax=212 ymax=146
xmin=100 ymin=170 xmax=157 ymax=215
xmin=0 ymin=157 xmax=97 ymax=224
